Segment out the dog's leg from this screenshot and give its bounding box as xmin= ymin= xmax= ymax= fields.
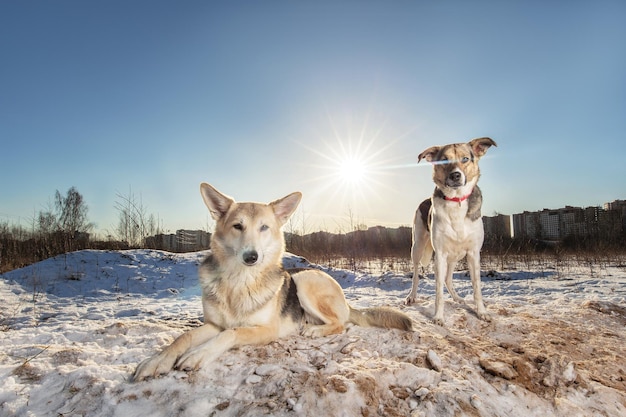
xmin=407 ymin=215 xmax=430 ymax=305
xmin=467 ymin=251 xmax=490 ymax=321
xmin=133 ymin=323 xmax=221 ymax=381
xmin=432 ymin=254 xmax=450 ymax=326
xmin=445 ymin=269 xmax=465 ymax=304
xmin=293 ymin=270 xmax=350 ymax=337
xmin=175 ymin=325 xmax=280 ymax=371
xmin=406 ymin=240 xmax=427 ymax=304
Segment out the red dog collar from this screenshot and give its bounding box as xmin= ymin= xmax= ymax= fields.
xmin=445 ymin=190 xmax=472 ymax=203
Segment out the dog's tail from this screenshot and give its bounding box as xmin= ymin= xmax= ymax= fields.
xmin=348 ymin=306 xmax=413 ymax=331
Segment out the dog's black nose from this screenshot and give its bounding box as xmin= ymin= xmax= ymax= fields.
xmin=448 ymin=171 xmax=462 ymax=182
xmin=243 ymin=250 xmax=258 ymax=265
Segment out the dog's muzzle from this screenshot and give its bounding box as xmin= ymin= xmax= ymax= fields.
xmin=243 ymin=250 xmax=259 ymax=266
xmin=446 ymin=170 xmax=465 ymax=188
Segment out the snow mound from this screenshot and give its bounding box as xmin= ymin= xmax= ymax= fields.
xmin=1 ymin=249 xmax=625 ymax=416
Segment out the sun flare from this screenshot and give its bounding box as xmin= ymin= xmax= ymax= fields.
xmin=294 ymin=110 xmax=412 ymax=227
xmin=338 ymin=156 xmax=367 ymax=184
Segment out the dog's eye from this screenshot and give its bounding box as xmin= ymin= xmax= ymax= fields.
xmin=461 ymin=157 xmax=470 ymax=163
xmin=233 ymin=224 xmax=243 ymax=231
xmin=260 ymin=224 xmax=269 ymax=232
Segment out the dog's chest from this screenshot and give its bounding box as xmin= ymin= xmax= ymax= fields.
xmin=200 ymin=270 xmax=282 ymax=328
xmin=203 ymin=292 xmax=277 ymax=329
xmin=431 ymin=200 xmax=483 ymax=246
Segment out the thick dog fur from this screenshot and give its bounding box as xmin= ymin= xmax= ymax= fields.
xmin=405 ymin=137 xmax=497 ymax=326
xmin=133 ymin=183 xmax=412 ymax=381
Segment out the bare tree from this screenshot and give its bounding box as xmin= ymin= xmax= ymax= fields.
xmin=55 ymin=187 xmax=90 ymax=234
xmin=37 ymin=210 xmax=56 ymax=236
xmin=53 ymin=187 xmax=93 ymax=252
xmin=114 ymin=187 xmax=159 ymax=248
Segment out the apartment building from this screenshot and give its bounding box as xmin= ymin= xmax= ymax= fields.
xmin=146 ymin=229 xmax=210 ymax=252
xmin=510 ymin=202 xmax=624 ymax=241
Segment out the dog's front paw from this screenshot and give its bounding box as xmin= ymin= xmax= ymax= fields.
xmin=176 ymin=351 xmax=203 ymax=371
xmin=176 ymin=346 xmax=218 ymax=371
xmin=477 ymin=311 xmax=492 ymax=322
xmin=432 ymin=316 xmax=445 ymax=326
xmin=405 ymin=295 xmax=417 ymax=305
xmin=133 ymin=351 xmax=177 ymax=382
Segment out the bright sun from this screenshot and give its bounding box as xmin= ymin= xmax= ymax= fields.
xmin=294 ymin=113 xmax=404 ymax=214
xmin=338 ymin=156 xmax=367 ymax=184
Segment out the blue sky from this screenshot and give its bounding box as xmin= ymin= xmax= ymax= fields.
xmin=1 ymin=1 xmax=625 ymax=236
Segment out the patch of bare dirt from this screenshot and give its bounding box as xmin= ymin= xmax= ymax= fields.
xmin=167 ymin=299 xmax=626 ymax=416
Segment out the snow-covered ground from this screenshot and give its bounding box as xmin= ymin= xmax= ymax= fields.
xmin=1 ymin=249 xmax=625 ymax=417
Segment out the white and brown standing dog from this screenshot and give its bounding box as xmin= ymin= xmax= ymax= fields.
xmin=405 ymin=137 xmax=497 ymax=325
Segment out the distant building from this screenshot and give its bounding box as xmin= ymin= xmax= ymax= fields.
xmin=146 ymin=229 xmax=210 ymax=252
xmin=511 ymin=211 xmax=540 ymax=239
xmin=483 ymin=214 xmax=512 ymax=239
xmin=603 ymin=199 xmax=626 ymax=211
xmin=176 ymin=229 xmax=210 ymax=251
xmin=604 ymin=200 xmax=626 ymax=231
xmin=597 ymin=208 xmax=623 ymax=240
xmin=511 ymin=202 xmax=625 ymax=241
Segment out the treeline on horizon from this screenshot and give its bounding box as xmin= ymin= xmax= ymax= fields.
xmin=1 ymin=187 xmax=625 ymax=274
xmin=3 ymin=221 xmax=626 ymax=274
xmin=285 ymin=226 xmax=626 ymax=268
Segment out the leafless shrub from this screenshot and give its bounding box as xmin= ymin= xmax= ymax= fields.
xmin=113 ymin=187 xmax=160 ymax=248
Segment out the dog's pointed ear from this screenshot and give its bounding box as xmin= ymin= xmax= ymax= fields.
xmin=469 ymin=137 xmax=497 ymax=158
xmin=200 ymin=183 xmax=235 ymax=220
xmin=418 ymin=146 xmax=441 ymax=163
xmin=270 ymin=192 xmax=302 ymax=226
